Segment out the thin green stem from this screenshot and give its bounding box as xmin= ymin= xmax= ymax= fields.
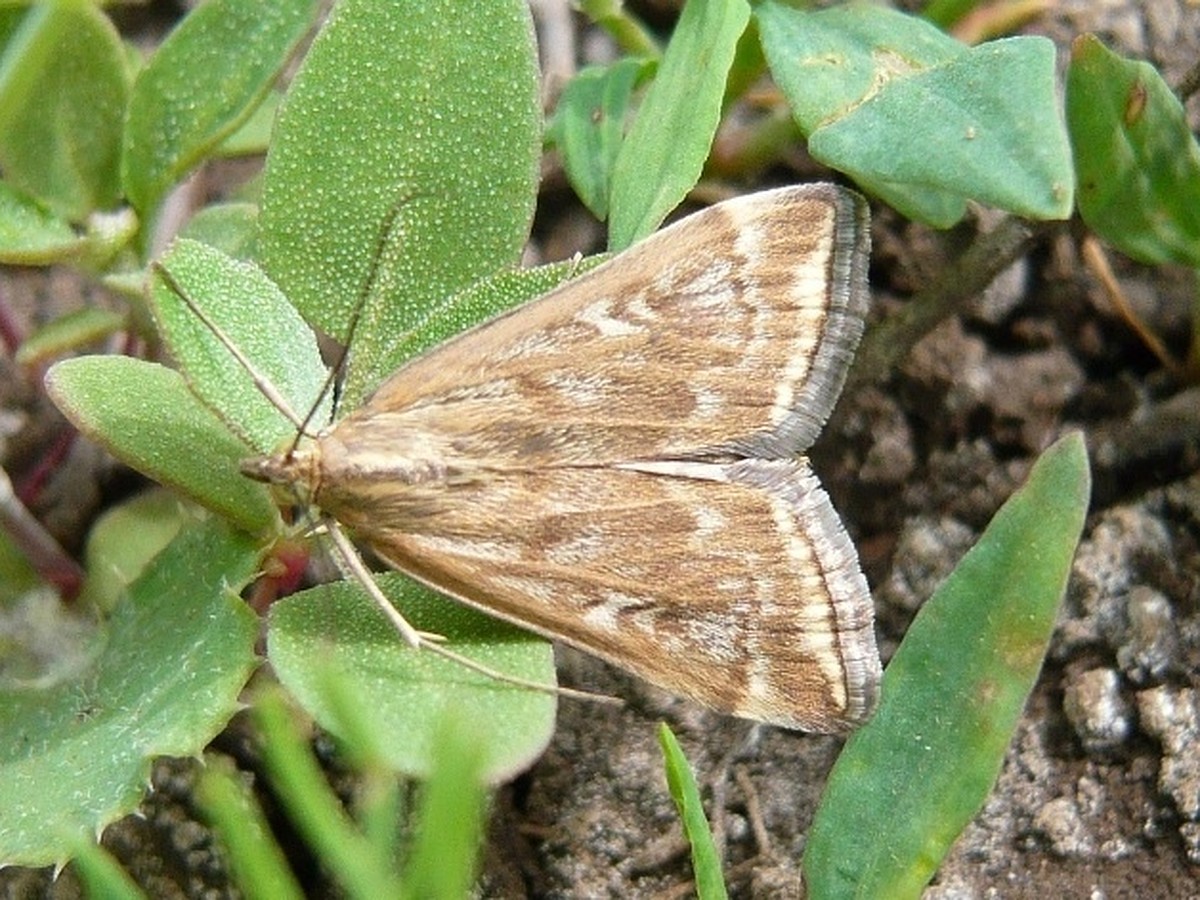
xmin=578 ymin=0 xmax=661 ymax=58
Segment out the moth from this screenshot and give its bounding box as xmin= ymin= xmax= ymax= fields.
xmin=244 ymin=183 xmax=882 ymax=733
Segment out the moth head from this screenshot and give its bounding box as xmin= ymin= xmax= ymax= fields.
xmin=240 ymin=447 xmax=320 ymax=500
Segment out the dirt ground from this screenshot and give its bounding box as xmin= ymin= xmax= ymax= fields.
xmin=3 ymin=1 xmax=1200 ymax=898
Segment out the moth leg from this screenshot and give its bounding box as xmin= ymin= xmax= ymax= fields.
xmin=327 ymin=520 xmax=425 ymax=647
xmin=325 ymin=520 xmax=617 ymax=705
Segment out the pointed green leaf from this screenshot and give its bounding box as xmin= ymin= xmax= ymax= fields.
xmin=608 ymin=0 xmax=751 ymax=249
xmin=804 ymin=433 xmax=1091 ymax=898
xmin=758 ymin=3 xmax=1074 ymax=226
xmin=0 ymin=517 xmax=260 ymax=866
xmin=546 ymin=58 xmax=652 ymax=221
xmin=659 ymin=724 xmax=727 ymax=900
xmin=1067 ymin=34 xmax=1200 ymax=268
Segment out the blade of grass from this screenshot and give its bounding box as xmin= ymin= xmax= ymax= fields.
xmin=67 ymin=835 xmax=147 ymax=900
xmin=659 ymin=723 xmax=728 ymax=900
xmin=401 ymin=716 xmax=489 ymax=900
xmin=804 ymin=432 xmax=1090 ymax=898
xmin=195 ymin=757 xmax=305 ymax=900
xmin=608 ymin=0 xmax=750 ymax=249
xmin=254 ymin=688 xmax=404 ymax=899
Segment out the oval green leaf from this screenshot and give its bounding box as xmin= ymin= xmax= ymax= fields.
xmin=268 ymin=573 xmax=557 ymax=785
xmin=1067 ymin=34 xmax=1200 ymax=268
xmin=0 ymin=4 xmax=129 ymax=221
xmin=122 ymin=0 xmax=318 ymax=223
xmin=257 ymin=0 xmax=541 ymax=405
xmin=152 ymin=239 xmax=329 ymax=453
xmin=44 ymin=356 xmax=277 ymax=534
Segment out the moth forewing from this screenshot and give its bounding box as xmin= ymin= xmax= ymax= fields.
xmin=247 ymin=183 xmax=881 ymax=732
xmin=338 ymin=185 xmax=869 ymax=467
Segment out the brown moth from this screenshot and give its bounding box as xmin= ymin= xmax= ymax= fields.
xmin=244 ymin=183 xmax=881 ymax=733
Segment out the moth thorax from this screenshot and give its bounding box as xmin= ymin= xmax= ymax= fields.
xmin=240 ymin=447 xmax=320 ymax=495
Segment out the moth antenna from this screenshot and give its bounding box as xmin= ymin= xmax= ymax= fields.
xmin=311 ymin=190 xmax=423 ymax=433
xmin=324 ymin=519 xmax=621 ymax=706
xmin=151 ymin=262 xmax=313 ymax=436
xmin=290 ymin=354 xmax=344 ymax=456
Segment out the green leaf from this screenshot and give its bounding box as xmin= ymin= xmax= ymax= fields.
xmin=151 ymin=239 xmax=329 ymax=453
xmin=608 ymin=0 xmax=751 ymax=249
xmin=401 ymin=717 xmax=489 ymax=900
xmin=723 ymin=17 xmax=768 ymax=110
xmin=77 ymin=489 xmax=191 ymax=614
xmin=0 ymin=4 xmax=129 ymax=221
xmin=546 ymin=58 xmax=651 ymax=220
xmin=215 ymin=90 xmax=283 ymax=158
xmin=757 ymin=3 xmax=1074 ymax=226
xmin=1067 ymin=34 xmax=1200 ymax=268
xmin=268 ymin=573 xmax=557 ymax=785
xmin=758 ymin=4 xmax=960 ymax=128
xmin=178 ymin=201 xmax=259 ymax=260
xmin=921 ymin=0 xmax=986 ymax=29
xmin=0 ymin=516 xmax=260 ymax=866
xmin=44 ymin=356 xmax=278 ymax=534
xmin=381 ymin=255 xmax=606 ymax=371
xmin=14 ymin=307 xmax=125 ymax=366
xmin=257 ymin=0 xmax=541 ymax=405
xmin=122 ymin=0 xmax=318 ymax=223
xmin=659 ymin=724 xmax=727 ymax=900
xmin=66 ymin=836 xmax=147 ymax=900
xmin=803 ymin=433 xmax=1091 ymax=898
xmin=0 ymin=181 xmax=83 ymax=265
xmin=580 ymin=0 xmax=661 ymax=57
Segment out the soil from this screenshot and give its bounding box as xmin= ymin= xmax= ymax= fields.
xmin=2 ymin=1 xmax=1200 ymax=898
